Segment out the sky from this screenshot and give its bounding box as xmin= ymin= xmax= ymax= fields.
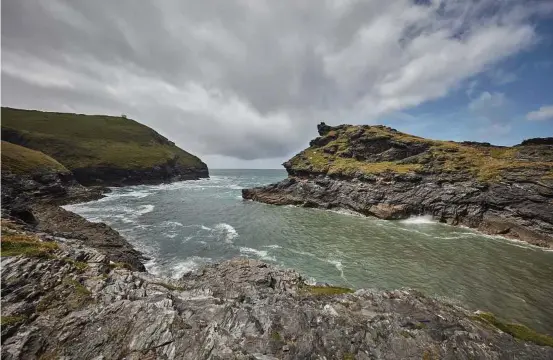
xmin=2 ymin=0 xmax=553 ymax=169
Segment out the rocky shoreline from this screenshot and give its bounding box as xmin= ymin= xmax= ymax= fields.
xmin=243 ymin=124 xmax=553 ymax=248
xmin=2 ymin=127 xmax=553 ymax=358
xmin=2 ymin=221 xmax=553 ymax=359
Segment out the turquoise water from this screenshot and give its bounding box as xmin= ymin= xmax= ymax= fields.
xmin=64 ymin=169 xmax=553 ymax=334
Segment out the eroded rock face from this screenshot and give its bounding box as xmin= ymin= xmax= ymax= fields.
xmin=243 ymin=124 xmax=553 ymax=248
xmin=2 ymin=225 xmax=552 ymax=359
xmin=1 ymin=170 xmax=145 ymax=271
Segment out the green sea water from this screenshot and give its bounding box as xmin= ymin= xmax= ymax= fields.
xmin=64 ymin=169 xmax=553 ymax=334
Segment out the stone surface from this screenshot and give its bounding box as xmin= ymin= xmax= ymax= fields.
xmin=2 ymin=225 xmax=552 ymax=360
xmin=243 ymin=124 xmax=553 ymax=248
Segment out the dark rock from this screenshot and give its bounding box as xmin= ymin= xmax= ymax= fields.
xmin=519 ymin=137 xmax=553 ymax=146
xmin=317 ymin=122 xmax=333 ymax=136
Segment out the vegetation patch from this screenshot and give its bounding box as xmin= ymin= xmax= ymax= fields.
xmin=1 ymin=315 xmax=27 ymax=326
xmin=474 ymin=312 xmax=553 ymax=347
xmin=61 ymin=258 xmax=89 ymax=271
xmin=270 ymin=331 xmax=282 ymax=342
xmin=0 ymin=234 xmax=59 ymax=257
xmin=1 ymin=140 xmax=68 ymax=175
xmin=109 ymin=262 xmax=133 ymax=270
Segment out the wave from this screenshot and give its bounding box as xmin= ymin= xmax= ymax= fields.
xmin=137 ymin=204 xmax=155 ymax=215
xmin=239 ymin=247 xmax=276 ymax=262
xmin=263 ymin=244 xmax=282 ymax=249
xmin=213 ymin=223 xmax=238 ymax=243
xmin=401 ymin=215 xmax=435 ymax=224
xmin=169 ymin=257 xmax=212 ymax=279
xmin=162 ymin=221 xmax=183 ymax=227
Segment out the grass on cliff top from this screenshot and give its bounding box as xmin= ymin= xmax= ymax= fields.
xmin=1 ymin=140 xmax=69 ymax=175
xmin=474 ymin=312 xmax=553 ymax=347
xmin=0 ymin=233 xmax=59 ymax=257
xmin=289 ymin=125 xmax=553 ymax=182
xmin=1 ymin=107 xmax=206 ymax=171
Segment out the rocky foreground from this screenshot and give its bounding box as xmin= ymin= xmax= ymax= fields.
xmin=2 ymin=219 xmax=553 ymax=359
xmin=244 ymin=123 xmax=553 ymax=248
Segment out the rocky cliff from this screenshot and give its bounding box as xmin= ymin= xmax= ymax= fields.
xmin=1 ymin=141 xmax=145 ymax=271
xmin=243 ymin=123 xmax=553 ymax=248
xmin=1 ymin=107 xmax=209 ymax=186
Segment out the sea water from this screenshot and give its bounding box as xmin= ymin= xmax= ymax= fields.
xmin=64 ymin=169 xmax=553 ymax=334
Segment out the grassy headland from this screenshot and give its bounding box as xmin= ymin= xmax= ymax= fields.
xmin=1 ymin=107 xmax=206 ymax=174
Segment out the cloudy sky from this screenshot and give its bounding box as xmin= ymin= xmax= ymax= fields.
xmin=2 ymin=0 xmax=553 ymax=168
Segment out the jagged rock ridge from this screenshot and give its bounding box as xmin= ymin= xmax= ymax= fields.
xmin=243 ymin=123 xmax=553 ymax=247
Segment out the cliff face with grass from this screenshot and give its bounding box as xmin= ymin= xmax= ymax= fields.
xmin=243 ymin=123 xmax=553 ymax=247
xmin=1 ymin=107 xmax=208 ymax=186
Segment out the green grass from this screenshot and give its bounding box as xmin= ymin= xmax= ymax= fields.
xmin=300 ymin=284 xmax=354 ymax=296
xmin=1 ymin=141 xmax=69 ymax=175
xmin=474 ymin=312 xmax=553 ymax=347
xmin=1 ymin=315 xmax=27 ymax=326
xmin=109 ymin=262 xmax=133 ymax=270
xmin=1 ymin=107 xmax=206 ymax=172
xmin=0 ymin=233 xmax=59 ymax=257
xmin=270 ymin=331 xmax=282 ymax=341
xmin=287 ymin=124 xmax=553 ymax=182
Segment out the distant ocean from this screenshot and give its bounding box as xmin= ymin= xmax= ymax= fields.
xmin=64 ymin=169 xmax=553 ymax=334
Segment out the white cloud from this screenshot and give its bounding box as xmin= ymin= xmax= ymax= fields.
xmin=2 ymin=0 xmax=550 ymax=165
xmin=526 ymin=105 xmax=553 ymax=121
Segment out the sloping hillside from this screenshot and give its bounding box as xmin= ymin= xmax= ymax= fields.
xmin=1 ymin=107 xmax=208 ymax=185
xmin=1 ymin=140 xmax=69 ymax=176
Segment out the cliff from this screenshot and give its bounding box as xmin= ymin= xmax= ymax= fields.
xmin=1 ymin=107 xmax=209 ymax=186
xmin=243 ymin=123 xmax=553 ymax=247
xmin=1 ymin=141 xmax=145 ymax=271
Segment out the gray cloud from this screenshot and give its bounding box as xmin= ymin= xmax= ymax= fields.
xmin=2 ymin=0 xmax=552 ymax=166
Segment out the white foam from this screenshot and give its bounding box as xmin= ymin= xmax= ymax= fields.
xmin=401 ymin=215 xmax=435 ymax=224
xmin=327 ymin=259 xmax=350 ymax=284
xmin=239 ymin=247 xmax=276 ymax=262
xmin=263 ymin=244 xmax=282 ymax=249
xmin=329 ymin=208 xmax=363 ymax=217
xmin=213 ymin=223 xmax=238 ymax=243
xmin=201 ymin=225 xmax=212 ymax=231
xmin=137 ymin=204 xmax=155 ymax=215
xmin=162 ymin=221 xmax=184 ymax=227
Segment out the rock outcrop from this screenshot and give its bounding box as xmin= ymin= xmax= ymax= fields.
xmin=243 ymin=124 xmax=553 ymax=248
xmin=1 ymin=141 xmax=145 ymax=271
xmin=2 ymin=219 xmax=552 ymax=359
xmin=1 ymin=107 xmax=209 ymax=186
